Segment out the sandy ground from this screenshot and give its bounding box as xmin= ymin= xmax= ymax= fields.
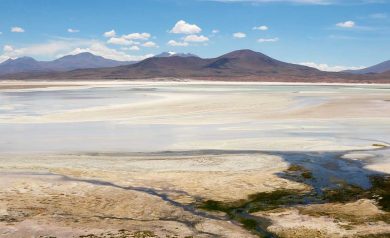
xmin=0 ymin=81 xmax=389 ymax=237
xmin=0 ymin=152 xmax=304 ymax=237
xmin=253 ymin=199 xmax=390 ymax=237
xmin=0 ymin=172 xmax=257 ymax=238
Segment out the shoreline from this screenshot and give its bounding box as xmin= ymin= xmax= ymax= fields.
xmin=1 ymin=79 xmax=390 ymax=89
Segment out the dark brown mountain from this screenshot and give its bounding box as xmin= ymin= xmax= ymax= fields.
xmin=202 ymin=50 xmax=323 ymax=77
xmin=25 ymin=49 xmax=324 ymax=78
xmin=1 ymin=49 xmax=389 ymax=83
xmin=125 ymin=49 xmax=324 ymax=78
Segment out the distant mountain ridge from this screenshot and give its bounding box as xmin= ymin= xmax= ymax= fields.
xmin=0 ymin=52 xmax=135 ymax=75
xmin=1 ymin=49 xmax=389 ymax=83
xmin=0 ymin=49 xmax=334 ymax=81
xmin=76 ymin=49 xmax=325 ymax=79
xmin=344 ymin=60 xmax=390 ymax=74
xmin=0 ymin=57 xmax=44 ymax=75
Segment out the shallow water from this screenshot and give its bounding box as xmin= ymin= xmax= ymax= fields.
xmin=0 ymin=83 xmax=389 ymax=153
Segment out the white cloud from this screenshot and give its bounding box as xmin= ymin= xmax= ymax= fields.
xmin=336 ymin=20 xmax=355 ymax=28
xmin=170 ymin=20 xmax=202 ymax=34
xmin=1 ymin=45 xmax=14 ymax=62
xmin=104 ymin=30 xmax=116 ymax=38
xmin=212 ymin=29 xmax=220 ymax=34
xmin=258 ymin=37 xmax=279 ymax=42
xmin=11 ymin=27 xmax=24 ymax=33
xmin=0 ymin=55 xmax=8 ymax=63
xmin=299 ymin=62 xmax=365 ymax=72
xmin=106 ymin=33 xmax=151 ymax=46
xmin=183 ymin=34 xmax=209 ymax=42
xmin=142 ymin=41 xmax=158 ymax=48
xmin=3 ymin=45 xmax=14 ymax=52
xmin=167 ymin=40 xmax=189 ymax=47
xmin=67 ymin=28 xmax=80 ymax=33
xmin=124 ymin=46 xmax=140 ymax=51
xmin=107 ymin=37 xmax=133 ymax=46
xmin=253 ymin=25 xmax=268 ymax=31
xmin=0 ymin=39 xmax=89 ymax=62
xmin=0 ymin=38 xmax=152 ymax=63
xmin=1 ymin=40 xmax=93 ymax=59
xmin=233 ymin=32 xmax=246 ymax=38
xmin=67 ymin=43 xmax=153 ymax=62
xmin=123 ymin=32 xmax=151 ymax=40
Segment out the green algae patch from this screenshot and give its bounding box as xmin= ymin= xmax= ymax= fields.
xmin=78 ymin=230 xmax=157 ymax=238
xmin=198 ymin=189 xmax=303 ymax=214
xmin=323 ymin=184 xmax=366 ymax=203
xmin=370 ymin=175 xmax=390 ymax=212
xmin=372 ymin=144 xmax=387 ymax=148
xmin=238 ymin=217 xmax=258 ymax=230
xmin=246 ymin=190 xmax=304 ymax=213
xmin=323 ymin=175 xmax=390 ymax=212
xmin=301 ymin=171 xmax=313 ymax=179
xmin=198 ymin=189 xmax=303 ymax=237
xmin=198 ymin=200 xmax=232 ymax=214
xmin=285 ymin=164 xmax=314 ymax=181
xmin=357 ymin=234 xmax=390 ymax=238
xmin=286 ymin=164 xmax=304 ymax=172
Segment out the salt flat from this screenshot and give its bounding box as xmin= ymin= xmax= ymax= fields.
xmin=0 ymin=81 xmax=389 ymax=237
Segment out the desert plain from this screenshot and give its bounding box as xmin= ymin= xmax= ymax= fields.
xmin=0 ymin=80 xmax=389 ymax=238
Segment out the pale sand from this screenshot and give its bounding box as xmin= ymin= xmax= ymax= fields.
xmin=0 ymin=152 xmax=307 ymax=201
xmin=254 ymin=199 xmax=390 ymax=238
xmin=0 ymin=173 xmax=258 ymax=238
xmin=0 ymin=159 xmax=292 ymax=237
xmin=0 ymin=151 xmax=306 ymax=236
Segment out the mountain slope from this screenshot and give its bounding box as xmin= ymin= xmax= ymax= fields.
xmin=58 ymin=49 xmax=323 ymax=79
xmin=0 ymin=57 xmax=45 ymax=75
xmin=0 ymin=53 xmax=134 ymax=75
xmin=203 ymin=50 xmax=319 ymax=75
xmin=345 ymin=60 xmax=390 ymax=74
xmin=47 ymin=52 xmax=134 ymax=71
xmin=1 ymin=49 xmax=389 ymax=83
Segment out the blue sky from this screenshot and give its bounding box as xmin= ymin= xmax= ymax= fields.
xmin=0 ymin=0 xmax=389 ymax=71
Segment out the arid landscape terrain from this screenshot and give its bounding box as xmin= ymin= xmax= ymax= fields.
xmin=1 ymin=0 xmax=390 ymax=236
xmin=0 ymin=81 xmax=389 ymax=238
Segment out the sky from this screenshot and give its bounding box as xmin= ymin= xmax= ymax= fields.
xmin=0 ymin=0 xmax=389 ymax=71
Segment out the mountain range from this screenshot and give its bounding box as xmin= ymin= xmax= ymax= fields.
xmin=0 ymin=50 xmax=389 ymax=83
xmin=0 ymin=52 xmax=135 ymax=75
